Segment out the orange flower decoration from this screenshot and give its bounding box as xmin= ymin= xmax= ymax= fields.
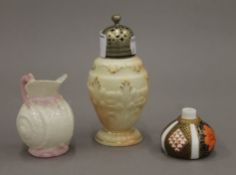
xmin=203 ymin=125 xmax=216 ymax=151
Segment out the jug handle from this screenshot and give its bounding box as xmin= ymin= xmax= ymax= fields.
xmin=20 ymin=73 xmax=34 ymax=107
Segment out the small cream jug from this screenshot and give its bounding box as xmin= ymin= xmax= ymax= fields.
xmin=87 ymin=15 xmax=149 ymax=146
xmin=17 ymin=73 xmax=74 ymax=158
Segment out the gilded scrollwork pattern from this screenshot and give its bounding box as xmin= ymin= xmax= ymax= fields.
xmin=91 ymin=57 xmax=146 ymax=74
xmin=105 ymin=63 xmax=144 ymax=74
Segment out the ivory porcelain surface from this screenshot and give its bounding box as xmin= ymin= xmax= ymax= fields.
xmin=17 ymin=73 xmax=74 ymax=158
xmin=88 ymin=56 xmax=149 ymax=146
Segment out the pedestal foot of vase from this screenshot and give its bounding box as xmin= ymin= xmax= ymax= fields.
xmin=28 ymin=144 xmax=69 ymax=158
xmin=95 ymin=128 xmax=143 ymax=146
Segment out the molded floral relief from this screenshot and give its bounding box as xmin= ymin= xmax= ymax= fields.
xmin=88 ymin=56 xmax=149 ymax=146
xmin=88 ymin=77 xmax=148 ymax=130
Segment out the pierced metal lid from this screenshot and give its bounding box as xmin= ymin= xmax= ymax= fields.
xmin=100 ymin=15 xmax=136 ymax=58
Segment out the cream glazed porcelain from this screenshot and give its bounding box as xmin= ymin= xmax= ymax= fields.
xmin=88 ymin=56 xmax=149 ymax=146
xmin=17 ymin=73 xmax=74 ymax=158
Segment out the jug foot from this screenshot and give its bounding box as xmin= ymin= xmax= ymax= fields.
xmin=28 ymin=144 xmax=69 ymax=158
xmin=95 ymin=128 xmax=143 ymax=146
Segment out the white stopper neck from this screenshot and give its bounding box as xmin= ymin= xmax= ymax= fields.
xmin=181 ymin=107 xmax=197 ymax=120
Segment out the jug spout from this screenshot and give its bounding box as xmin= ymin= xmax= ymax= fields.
xmin=56 ymin=74 xmax=68 ymax=84
xmin=20 ymin=73 xmax=69 ymax=107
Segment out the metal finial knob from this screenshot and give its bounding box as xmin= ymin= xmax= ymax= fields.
xmin=112 ymin=15 xmax=121 ymax=25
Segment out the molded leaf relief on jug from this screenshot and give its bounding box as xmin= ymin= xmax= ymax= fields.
xmin=17 ymin=73 xmax=74 ymax=158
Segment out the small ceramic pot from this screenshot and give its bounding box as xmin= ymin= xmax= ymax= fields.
xmin=17 ymin=73 xmax=74 ymax=158
xmin=161 ymin=108 xmax=216 ymax=159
